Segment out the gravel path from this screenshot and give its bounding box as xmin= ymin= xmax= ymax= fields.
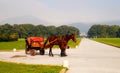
xmin=0 ymin=38 xmax=120 ymax=73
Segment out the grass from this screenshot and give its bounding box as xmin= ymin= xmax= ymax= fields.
xmin=91 ymin=38 xmax=120 ymax=48
xmin=0 ymin=39 xmax=25 ymax=51
xmin=0 ymin=61 xmax=63 ymax=73
xmin=0 ymin=38 xmax=81 ymax=51
xmin=68 ymin=38 xmax=81 ymax=48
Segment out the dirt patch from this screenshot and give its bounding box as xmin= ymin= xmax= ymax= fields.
xmin=11 ymin=55 xmax=27 ymax=58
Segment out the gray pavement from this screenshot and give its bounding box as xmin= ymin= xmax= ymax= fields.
xmin=67 ymin=38 xmax=120 ymax=73
xmin=0 ymin=38 xmax=120 ymax=73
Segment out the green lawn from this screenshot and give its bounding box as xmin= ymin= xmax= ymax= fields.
xmin=91 ymin=38 xmax=120 ymax=48
xmin=68 ymin=38 xmax=81 ymax=48
xmin=0 ymin=61 xmax=63 ymax=73
xmin=0 ymin=39 xmax=25 ymax=51
xmin=0 ymin=38 xmax=81 ymax=51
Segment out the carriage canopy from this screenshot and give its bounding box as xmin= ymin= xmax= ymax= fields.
xmin=27 ymin=37 xmax=44 ymax=48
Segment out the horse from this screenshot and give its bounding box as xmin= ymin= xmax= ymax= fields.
xmin=45 ymin=33 xmax=76 ymax=57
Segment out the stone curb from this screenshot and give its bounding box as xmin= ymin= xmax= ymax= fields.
xmin=59 ymin=68 xmax=68 ymax=73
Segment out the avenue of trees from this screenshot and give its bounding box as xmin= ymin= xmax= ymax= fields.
xmin=0 ymin=24 xmax=80 ymax=42
xmin=88 ymin=24 xmax=120 ymax=38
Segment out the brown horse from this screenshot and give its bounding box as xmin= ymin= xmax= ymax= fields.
xmin=45 ymin=33 xmax=76 ymax=57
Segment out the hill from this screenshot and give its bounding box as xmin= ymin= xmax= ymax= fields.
xmin=68 ymin=23 xmax=92 ymax=33
xmin=68 ymin=20 xmax=120 ymax=34
xmin=0 ymin=16 xmax=49 ymax=25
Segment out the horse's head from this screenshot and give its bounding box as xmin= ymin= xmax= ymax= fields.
xmin=70 ymin=33 xmax=76 ymax=43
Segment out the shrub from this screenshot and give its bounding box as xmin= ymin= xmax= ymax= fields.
xmin=9 ymin=33 xmax=19 ymax=41
xmin=0 ymin=33 xmax=18 ymax=42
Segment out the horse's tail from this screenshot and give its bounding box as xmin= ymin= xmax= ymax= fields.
xmin=43 ymin=37 xmax=49 ymax=49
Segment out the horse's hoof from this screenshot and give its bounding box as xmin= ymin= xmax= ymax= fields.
xmin=49 ymin=54 xmax=54 ymax=57
xmin=65 ymin=54 xmax=67 ymax=56
xmin=61 ymin=55 xmax=67 ymax=57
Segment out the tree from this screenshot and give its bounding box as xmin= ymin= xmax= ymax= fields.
xmin=46 ymin=26 xmax=57 ymax=36
xmin=88 ymin=24 xmax=120 ymax=38
xmin=88 ymin=25 xmax=98 ymax=38
xmin=0 ymin=24 xmax=80 ymax=42
xmin=107 ymin=25 xmax=119 ymax=37
xmin=99 ymin=25 xmax=109 ymax=38
xmin=117 ymin=27 xmax=120 ymax=37
xmin=0 ymin=24 xmax=18 ymax=41
xmin=35 ymin=25 xmax=47 ymax=37
xmin=56 ymin=25 xmax=80 ymax=37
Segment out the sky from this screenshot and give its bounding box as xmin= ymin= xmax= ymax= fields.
xmin=0 ymin=0 xmax=120 ymax=24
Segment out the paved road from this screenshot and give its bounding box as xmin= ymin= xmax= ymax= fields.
xmin=0 ymin=38 xmax=120 ymax=73
xmin=67 ymin=38 xmax=120 ymax=73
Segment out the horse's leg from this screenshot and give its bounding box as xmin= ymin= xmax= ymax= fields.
xmin=60 ymin=44 xmax=66 ymax=56
xmin=49 ymin=48 xmax=52 ymax=56
xmin=60 ymin=49 xmax=65 ymax=56
xmin=61 ymin=49 xmax=64 ymax=56
xmin=59 ymin=45 xmax=63 ymax=56
xmin=61 ymin=48 xmax=67 ymax=57
xmin=60 ymin=48 xmax=62 ymax=56
xmin=64 ymin=49 xmax=67 ymax=56
xmin=60 ymin=44 xmax=67 ymax=56
xmin=49 ymin=45 xmax=54 ymax=56
xmin=49 ymin=45 xmax=51 ymax=56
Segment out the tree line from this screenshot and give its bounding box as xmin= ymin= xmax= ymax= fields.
xmin=88 ymin=24 xmax=120 ymax=38
xmin=0 ymin=24 xmax=80 ymax=42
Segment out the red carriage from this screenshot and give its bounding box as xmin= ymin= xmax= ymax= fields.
xmin=25 ymin=37 xmax=46 ymax=56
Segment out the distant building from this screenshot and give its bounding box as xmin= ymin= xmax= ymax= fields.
xmin=80 ymin=32 xmax=87 ymax=38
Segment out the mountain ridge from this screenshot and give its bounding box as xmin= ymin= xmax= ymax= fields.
xmin=68 ymin=20 xmax=120 ymax=33
xmin=0 ymin=16 xmax=49 ymax=25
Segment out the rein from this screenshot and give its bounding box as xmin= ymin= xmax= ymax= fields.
xmin=49 ymin=38 xmax=58 ymax=44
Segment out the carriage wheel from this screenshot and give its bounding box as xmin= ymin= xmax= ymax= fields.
xmin=40 ymin=49 xmax=45 ymax=55
xmin=30 ymin=49 xmax=36 ymax=56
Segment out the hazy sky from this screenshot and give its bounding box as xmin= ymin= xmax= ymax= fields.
xmin=0 ymin=0 xmax=120 ymax=24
